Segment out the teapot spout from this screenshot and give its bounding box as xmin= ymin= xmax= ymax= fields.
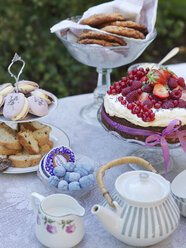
xmin=91 ymin=203 xmax=120 ymax=236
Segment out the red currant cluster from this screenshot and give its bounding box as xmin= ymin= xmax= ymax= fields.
xmin=127 ymin=67 xmax=149 ymax=80
xmin=107 ymin=68 xmax=149 ymax=96
xmin=118 ymin=97 xmax=155 ymax=122
xmin=106 ymin=67 xmax=186 ymax=123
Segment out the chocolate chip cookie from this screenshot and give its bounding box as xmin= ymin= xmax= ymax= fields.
xmin=80 ymin=13 xmax=125 ymax=27
xmin=78 ymin=38 xmax=121 ymax=47
xmin=99 ymin=21 xmax=148 ymax=35
xmin=101 ymin=25 xmax=145 ymax=39
xmin=78 ymin=31 xmax=127 ymax=46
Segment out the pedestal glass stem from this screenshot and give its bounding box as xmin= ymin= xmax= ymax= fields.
xmin=94 ymin=68 xmax=112 ymax=104
xmin=79 ymin=68 xmax=112 ymax=126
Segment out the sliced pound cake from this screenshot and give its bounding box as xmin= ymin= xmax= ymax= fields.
xmin=0 ymin=123 xmax=17 ymax=136
xmin=17 ymin=130 xmax=39 ymax=154
xmin=9 ymin=154 xmax=42 ymax=168
xmin=0 ymin=144 xmax=21 ymax=155
xmin=40 ymin=144 xmax=51 ymax=155
xmin=19 ymin=121 xmax=47 ymax=132
xmin=48 ymin=140 xmax=54 ymax=148
xmin=0 ymin=123 xmax=22 ymax=150
xmin=32 ymin=126 xmax=52 ymax=146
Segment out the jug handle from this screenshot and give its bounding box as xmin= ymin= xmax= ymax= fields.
xmin=31 ymin=192 xmax=45 ymax=215
xmin=96 ymin=156 xmax=158 ymax=208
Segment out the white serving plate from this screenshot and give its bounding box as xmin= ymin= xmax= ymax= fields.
xmin=0 ymin=95 xmax=58 ymax=123
xmin=3 ymin=124 xmax=70 ymax=174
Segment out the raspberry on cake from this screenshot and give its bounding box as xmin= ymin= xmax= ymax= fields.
xmin=102 ymin=66 xmax=186 ymax=144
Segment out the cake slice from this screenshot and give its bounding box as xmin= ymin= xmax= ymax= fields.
xmin=0 ymin=144 xmax=21 ymax=155
xmin=5 ymin=122 xmax=18 ymax=132
xmin=0 ymin=122 xmax=17 ymax=136
xmin=40 ymin=139 xmax=53 ymax=155
xmin=9 ymin=154 xmax=42 ymax=168
xmin=48 ymin=140 xmax=54 ymax=148
xmin=32 ymin=126 xmax=52 ymax=146
xmin=0 ymin=123 xmax=22 ymax=150
xmin=16 ymin=148 xmax=30 ymax=156
xmin=19 ymin=124 xmax=27 ymax=132
xmin=19 ymin=121 xmax=47 ymax=131
xmin=17 ymin=130 xmax=39 ymax=154
xmin=40 ymin=144 xmax=51 ymax=155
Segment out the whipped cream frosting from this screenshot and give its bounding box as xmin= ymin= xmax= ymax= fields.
xmin=12 ymin=98 xmax=29 ymax=121
xmin=0 ymin=85 xmax=14 ymax=96
xmin=32 ymin=91 xmax=49 ymax=101
xmin=104 ymin=94 xmax=186 ymax=127
xmin=18 ymin=84 xmax=37 ymax=92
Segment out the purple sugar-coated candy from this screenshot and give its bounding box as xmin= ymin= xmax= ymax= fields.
xmin=48 ymin=176 xmax=60 ymax=188
xmin=64 ymin=172 xmax=70 ymax=183
xmin=87 ymin=174 xmax=95 ymax=182
xmin=58 ymin=180 xmax=68 ymax=190
xmin=74 ymin=167 xmax=88 ymax=177
xmin=69 ymin=182 xmax=81 ymax=191
xmin=53 ymin=166 xmax=66 ymax=178
xmin=79 ymin=175 xmax=94 ymax=189
xmin=64 ymin=162 xmax=76 ymax=172
xmin=76 ymin=163 xmax=94 ymax=174
xmin=69 ymin=172 xmax=80 ymax=182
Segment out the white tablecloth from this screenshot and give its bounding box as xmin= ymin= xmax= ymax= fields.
xmin=0 ymin=63 xmax=186 ymax=248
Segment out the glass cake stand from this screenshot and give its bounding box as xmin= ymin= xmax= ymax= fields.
xmin=97 ymin=107 xmax=181 ymax=175
xmin=55 ymin=16 xmax=157 ymax=126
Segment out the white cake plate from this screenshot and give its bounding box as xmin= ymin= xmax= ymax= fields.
xmin=97 ymin=107 xmax=181 ymax=175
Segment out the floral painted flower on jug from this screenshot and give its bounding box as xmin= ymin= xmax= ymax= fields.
xmin=46 ymin=224 xmax=57 ymax=234
xmin=66 ymin=223 xmax=76 ymax=234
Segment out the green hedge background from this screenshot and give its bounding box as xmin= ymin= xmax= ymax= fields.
xmin=0 ymin=0 xmax=185 ymax=98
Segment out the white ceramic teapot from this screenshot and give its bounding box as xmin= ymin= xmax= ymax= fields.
xmin=91 ymin=156 xmax=180 ymax=247
xmin=31 ymin=193 xmax=85 ymax=248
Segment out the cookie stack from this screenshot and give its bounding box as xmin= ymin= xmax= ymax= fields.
xmin=77 ymin=13 xmax=148 ymax=47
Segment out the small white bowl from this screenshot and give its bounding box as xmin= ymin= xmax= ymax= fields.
xmin=37 ymin=169 xmax=96 ymax=198
xmin=171 ymin=170 xmax=186 ymax=217
xmin=38 ymin=148 xmax=97 ymax=198
xmin=171 ymin=170 xmax=186 ymax=200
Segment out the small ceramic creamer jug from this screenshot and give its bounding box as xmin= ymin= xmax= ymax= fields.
xmin=31 ymin=193 xmax=85 ymax=248
xmin=92 ymin=156 xmax=180 ymax=247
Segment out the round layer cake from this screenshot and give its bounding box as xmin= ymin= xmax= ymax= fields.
xmin=101 ymin=66 xmax=186 ymax=144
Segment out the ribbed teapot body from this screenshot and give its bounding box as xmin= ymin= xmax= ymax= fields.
xmin=101 ymin=190 xmax=179 ymax=247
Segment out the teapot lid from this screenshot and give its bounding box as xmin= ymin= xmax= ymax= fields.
xmin=115 ymin=171 xmax=170 ymax=206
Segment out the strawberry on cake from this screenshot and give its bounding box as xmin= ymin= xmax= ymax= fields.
xmin=101 ymin=67 xmax=186 ymax=144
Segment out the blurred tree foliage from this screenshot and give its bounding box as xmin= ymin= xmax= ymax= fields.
xmin=138 ymin=0 xmax=186 ymax=62
xmin=0 ymin=0 xmax=185 ymax=97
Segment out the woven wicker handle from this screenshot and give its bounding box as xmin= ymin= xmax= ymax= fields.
xmin=96 ymin=156 xmax=158 ymax=208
